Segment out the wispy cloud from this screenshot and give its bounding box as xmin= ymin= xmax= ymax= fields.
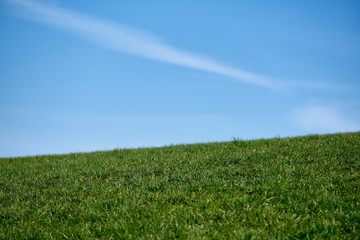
xmin=294 ymin=105 xmax=360 ymax=133
xmin=3 ymin=0 xmax=291 ymax=90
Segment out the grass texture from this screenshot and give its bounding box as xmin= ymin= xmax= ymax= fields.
xmin=1 ymin=132 xmax=360 ymax=239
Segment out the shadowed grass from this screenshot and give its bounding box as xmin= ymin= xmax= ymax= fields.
xmin=1 ymin=132 xmax=359 ymax=239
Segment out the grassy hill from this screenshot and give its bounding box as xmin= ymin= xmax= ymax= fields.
xmin=1 ymin=132 xmax=359 ymax=239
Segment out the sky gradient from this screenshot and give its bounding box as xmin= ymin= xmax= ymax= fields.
xmin=1 ymin=0 xmax=360 ymax=157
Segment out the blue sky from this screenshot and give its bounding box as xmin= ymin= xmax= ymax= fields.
xmin=1 ymin=0 xmax=359 ymax=157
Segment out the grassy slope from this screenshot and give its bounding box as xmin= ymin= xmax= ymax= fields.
xmin=1 ymin=132 xmax=360 ymax=239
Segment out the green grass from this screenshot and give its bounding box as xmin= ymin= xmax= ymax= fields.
xmin=1 ymin=132 xmax=360 ymax=239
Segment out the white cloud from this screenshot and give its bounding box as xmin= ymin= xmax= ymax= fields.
xmin=294 ymin=105 xmax=360 ymax=133
xmin=3 ymin=0 xmax=289 ymax=90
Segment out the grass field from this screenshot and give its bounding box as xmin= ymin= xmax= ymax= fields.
xmin=1 ymin=132 xmax=359 ymax=239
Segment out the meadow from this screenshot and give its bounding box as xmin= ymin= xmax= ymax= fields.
xmin=1 ymin=132 xmax=359 ymax=239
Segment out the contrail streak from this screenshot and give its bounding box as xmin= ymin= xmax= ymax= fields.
xmin=4 ymin=0 xmax=287 ymax=90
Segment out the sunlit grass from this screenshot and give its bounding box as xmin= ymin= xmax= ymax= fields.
xmin=1 ymin=132 xmax=359 ymax=239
